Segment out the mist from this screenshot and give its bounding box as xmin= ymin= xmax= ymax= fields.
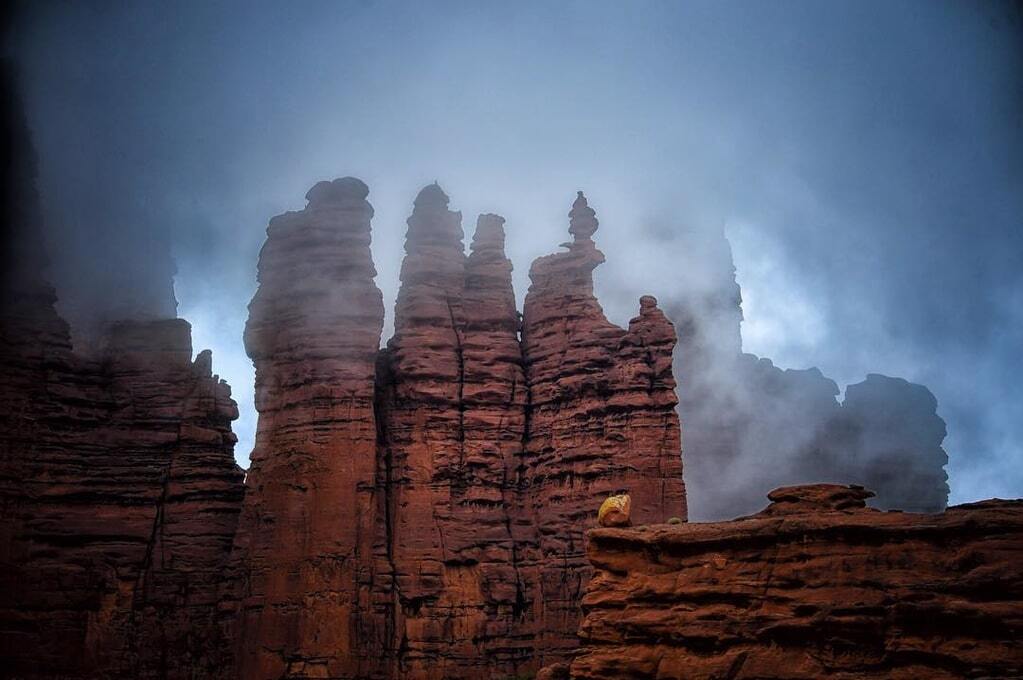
xmin=6 ymin=0 xmax=1022 ymax=511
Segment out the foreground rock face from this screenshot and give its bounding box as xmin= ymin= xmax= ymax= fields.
xmin=234 ymin=181 xmax=687 ymax=678
xmin=234 ymin=177 xmax=386 ymax=678
xmin=569 ymin=484 xmax=1023 ymax=679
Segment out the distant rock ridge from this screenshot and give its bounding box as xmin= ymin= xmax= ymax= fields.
xmin=232 ymin=179 xmax=687 ymax=678
xmin=667 ymin=224 xmax=949 ymax=520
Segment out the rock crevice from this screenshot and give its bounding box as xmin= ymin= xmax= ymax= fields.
xmin=231 ymin=181 xmax=686 ymax=678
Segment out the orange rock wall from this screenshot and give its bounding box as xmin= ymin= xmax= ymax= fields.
xmin=0 ymin=312 xmax=244 ymax=680
xmin=233 ymin=178 xmax=387 ymax=678
xmin=233 ymin=181 xmax=687 ymax=678
xmin=568 ymin=484 xmax=1023 ymax=679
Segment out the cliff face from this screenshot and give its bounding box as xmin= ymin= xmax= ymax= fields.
xmin=521 ymin=192 xmax=687 ymax=662
xmin=0 ymin=317 xmax=244 ymax=680
xmin=0 ymin=64 xmax=244 ymax=679
xmin=567 ymin=484 xmax=1023 ymax=680
xmin=375 ymin=188 xmax=529 ymax=676
xmin=233 ymin=180 xmax=686 ymax=678
xmin=233 ymin=178 xmax=386 ymax=679
xmin=8 ymin=164 xmax=985 ymax=680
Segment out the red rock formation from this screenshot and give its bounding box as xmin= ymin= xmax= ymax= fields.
xmin=0 ymin=315 xmax=244 ymax=679
xmin=0 ymin=62 xmax=243 ymax=679
xmin=375 ymin=182 xmax=474 ymax=676
xmin=462 ymin=213 xmax=533 ymax=669
xmin=233 ymin=182 xmax=685 ymax=679
xmin=568 ymin=484 xmax=1023 ymax=679
xmin=4 ymin=166 xmax=688 ymax=678
xmin=521 ymin=192 xmax=686 ymax=665
xmin=375 ymin=189 xmax=529 ymax=677
xmin=233 ymin=177 xmax=386 ymax=678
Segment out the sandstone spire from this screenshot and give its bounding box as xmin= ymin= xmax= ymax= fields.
xmin=520 ymin=192 xmax=686 ymax=665
xmin=234 ymin=177 xmax=386 ymax=679
xmin=376 ymin=187 xmax=532 ymax=677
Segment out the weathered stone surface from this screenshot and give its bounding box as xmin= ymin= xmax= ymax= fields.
xmin=0 ymin=315 xmax=244 ymax=679
xmin=570 ymin=484 xmax=1023 ymax=679
xmin=521 ymin=192 xmax=687 ymax=666
xmin=233 ymin=177 xmax=386 ymax=678
xmin=0 ymin=64 xmax=243 ymax=679
xmin=227 ymin=182 xmax=685 ymax=678
xmin=375 ymin=190 xmax=531 ymax=677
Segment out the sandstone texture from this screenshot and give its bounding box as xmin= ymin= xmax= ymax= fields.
xmin=0 ymin=317 xmax=244 ymax=680
xmin=521 ymin=193 xmax=687 ymax=664
xmin=375 ymin=188 xmax=529 ymax=676
xmin=1 ymin=65 xmax=244 ymax=679
xmin=230 ymin=181 xmax=686 ymax=678
xmin=569 ymin=484 xmax=1023 ymax=679
xmin=233 ymin=177 xmax=386 ymax=679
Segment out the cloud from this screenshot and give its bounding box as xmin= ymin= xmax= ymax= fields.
xmin=9 ymin=0 xmax=1021 ymax=503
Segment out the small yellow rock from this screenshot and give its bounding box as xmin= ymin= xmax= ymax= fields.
xmin=598 ymin=494 xmax=632 ymax=527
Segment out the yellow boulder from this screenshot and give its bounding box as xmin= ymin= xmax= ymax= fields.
xmin=598 ymin=494 xmax=631 ymax=527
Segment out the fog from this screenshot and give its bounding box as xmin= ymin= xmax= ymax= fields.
xmin=7 ymin=0 xmax=1022 ymax=508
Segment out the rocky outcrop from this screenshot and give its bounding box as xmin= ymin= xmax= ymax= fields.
xmin=834 ymin=374 xmax=949 ymax=512
xmin=375 ymin=188 xmax=530 ymax=677
xmin=0 ymin=318 xmax=244 ymax=680
xmin=568 ymin=484 xmax=1023 ymax=679
xmin=521 ymin=192 xmax=687 ymax=665
xmin=233 ymin=177 xmax=386 ymax=678
xmin=229 ymin=181 xmax=685 ymax=678
xmin=668 ymin=225 xmax=949 ymax=520
xmin=0 ymin=63 xmax=244 ymax=679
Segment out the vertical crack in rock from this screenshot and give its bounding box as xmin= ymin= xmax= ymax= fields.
xmin=232 ymin=177 xmax=385 ymax=679
xmin=520 ymin=191 xmax=687 ymax=667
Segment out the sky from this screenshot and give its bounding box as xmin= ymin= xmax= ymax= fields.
xmin=8 ymin=0 xmax=1022 ymax=504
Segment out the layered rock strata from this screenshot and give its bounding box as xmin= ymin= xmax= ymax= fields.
xmin=521 ymin=192 xmax=687 ymax=663
xmin=0 ymin=317 xmax=244 ymax=680
xmin=233 ymin=181 xmax=686 ymax=678
xmin=233 ymin=178 xmax=386 ymax=678
xmin=567 ymin=484 xmax=1023 ymax=679
xmin=375 ymin=188 xmax=530 ymax=677
xmin=0 ymin=65 xmax=244 ymax=679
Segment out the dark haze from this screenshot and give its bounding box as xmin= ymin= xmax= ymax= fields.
xmin=5 ymin=0 xmax=1022 ymax=515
